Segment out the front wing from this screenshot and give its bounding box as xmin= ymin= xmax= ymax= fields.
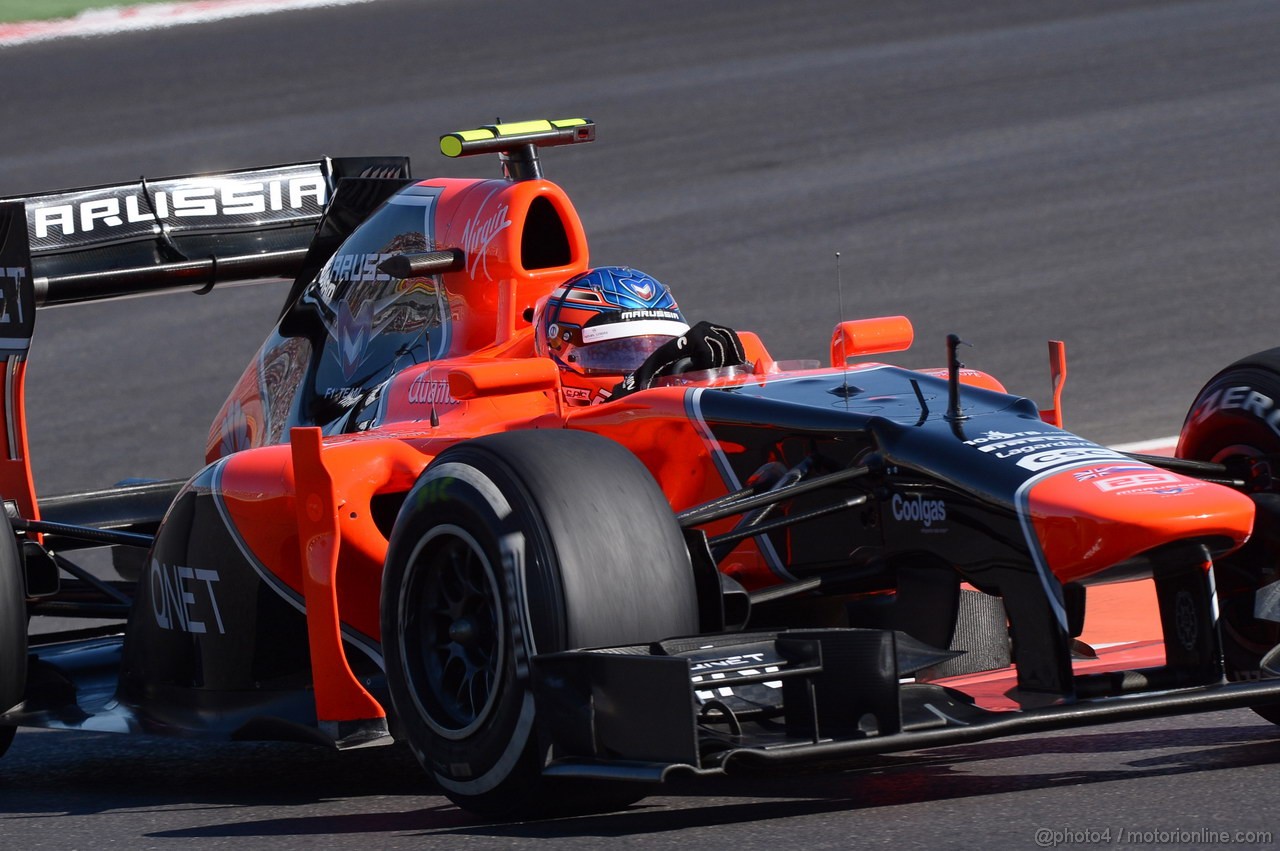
xmin=531 ymin=628 xmax=1280 ymax=782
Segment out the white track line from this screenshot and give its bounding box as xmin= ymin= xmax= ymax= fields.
xmin=0 ymin=0 xmax=384 ymax=47
xmin=1110 ymin=435 xmax=1178 ymax=455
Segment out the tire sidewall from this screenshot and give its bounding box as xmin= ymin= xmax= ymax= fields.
xmin=0 ymin=511 xmax=25 ymax=717
xmin=1179 ymin=352 xmax=1280 ymax=682
xmin=1179 ymin=353 xmax=1280 ymax=465
xmin=383 ymin=457 xmax=556 ymax=799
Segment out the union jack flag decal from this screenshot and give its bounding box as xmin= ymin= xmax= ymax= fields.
xmin=1072 ymin=465 xmax=1149 ymax=482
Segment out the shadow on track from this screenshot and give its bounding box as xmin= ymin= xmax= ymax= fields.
xmin=5 ymin=715 xmax=1276 ymax=840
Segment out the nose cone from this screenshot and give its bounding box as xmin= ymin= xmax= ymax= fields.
xmin=1024 ymin=463 xmax=1255 ymax=583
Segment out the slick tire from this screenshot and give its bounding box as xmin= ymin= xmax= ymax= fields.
xmin=1179 ymin=348 xmax=1280 ymax=724
xmin=0 ymin=510 xmax=26 ymax=758
xmin=381 ymin=430 xmax=699 ymax=817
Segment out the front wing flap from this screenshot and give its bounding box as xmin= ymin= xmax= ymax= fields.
xmin=532 ymin=628 xmax=1280 ymax=782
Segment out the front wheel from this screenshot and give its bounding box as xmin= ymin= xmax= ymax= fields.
xmin=381 ymin=430 xmax=699 ymax=817
xmin=1180 ymin=348 xmax=1280 ymax=724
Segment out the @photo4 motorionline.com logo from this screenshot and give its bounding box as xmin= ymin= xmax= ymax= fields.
xmin=1034 ymin=827 xmax=1272 ymax=847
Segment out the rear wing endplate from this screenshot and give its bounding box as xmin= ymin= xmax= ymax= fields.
xmin=0 ymin=207 xmax=40 ymax=521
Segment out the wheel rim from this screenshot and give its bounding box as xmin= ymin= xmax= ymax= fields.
xmin=1207 ymin=443 xmax=1280 ymax=675
xmin=398 ymin=525 xmax=504 ymax=740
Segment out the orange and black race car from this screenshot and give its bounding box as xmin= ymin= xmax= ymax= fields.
xmin=0 ymin=120 xmax=1278 ymax=817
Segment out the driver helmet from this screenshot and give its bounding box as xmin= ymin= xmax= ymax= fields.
xmin=534 ymin=267 xmax=689 ymax=405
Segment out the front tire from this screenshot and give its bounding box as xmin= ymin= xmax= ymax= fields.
xmin=1180 ymin=348 xmax=1280 ymax=724
xmin=381 ymin=430 xmax=699 ymax=817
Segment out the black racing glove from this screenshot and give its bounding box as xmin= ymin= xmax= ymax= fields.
xmin=614 ymin=321 xmax=747 ymax=397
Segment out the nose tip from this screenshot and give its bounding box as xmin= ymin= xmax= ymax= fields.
xmin=1025 ymin=467 xmax=1255 ymax=584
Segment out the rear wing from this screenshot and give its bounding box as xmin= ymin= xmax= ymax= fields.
xmin=2 ymin=156 xmax=409 ymax=308
xmin=0 ymin=155 xmax=410 ymax=521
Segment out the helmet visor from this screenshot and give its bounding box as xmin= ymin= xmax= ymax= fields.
xmin=570 ymin=334 xmax=682 ymax=374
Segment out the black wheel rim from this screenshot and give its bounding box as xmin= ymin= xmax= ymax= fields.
xmin=1208 ymin=443 xmax=1280 ymax=675
xmin=399 ymin=525 xmax=504 ymax=739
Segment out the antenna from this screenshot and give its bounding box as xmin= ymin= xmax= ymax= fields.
xmin=836 ymin=252 xmax=850 ymax=409
xmin=835 ymin=251 xmax=847 ymax=327
xmin=424 ymin=325 xmax=440 ymax=427
xmin=945 ymin=333 xmax=971 ymax=422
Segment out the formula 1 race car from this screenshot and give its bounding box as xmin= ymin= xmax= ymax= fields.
xmin=1 ymin=119 xmax=1278 ymax=818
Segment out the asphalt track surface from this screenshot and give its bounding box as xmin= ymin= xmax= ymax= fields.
xmin=2 ymin=1 xmax=1280 ymax=847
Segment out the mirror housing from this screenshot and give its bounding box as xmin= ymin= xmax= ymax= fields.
xmin=447 ymin=358 xmax=561 ymax=400
xmin=830 ymin=316 xmax=914 ymax=366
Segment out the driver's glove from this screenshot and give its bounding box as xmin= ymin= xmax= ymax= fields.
xmin=614 ymin=321 xmax=747 ymax=398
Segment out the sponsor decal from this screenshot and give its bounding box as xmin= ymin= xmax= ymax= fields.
xmin=0 ymin=210 xmax=35 ymax=346
xmin=313 ymin=249 xmax=444 ymax=382
xmin=1115 ymin=482 xmax=1203 ymax=497
xmin=561 ymin=385 xmax=613 ymax=405
xmin=689 ymin=652 xmax=783 ymax=701
xmin=407 ymin=374 xmax=457 ymax=406
xmin=1092 ymin=472 xmax=1183 ymax=492
xmin=1068 ymin=463 xmax=1201 ymax=495
xmin=965 ymin=429 xmax=1125 ymax=472
xmin=690 ymin=653 xmax=767 ymax=673
xmin=1015 ymin=446 xmax=1127 ymax=472
xmin=0 ymin=266 xmax=26 ymax=327
xmin=150 ymin=561 xmax=225 ymax=635
xmin=624 ymin=276 xmax=654 ymax=300
xmin=317 ymin=253 xmax=395 ymax=299
xmin=1188 ymin=384 xmax=1280 ymax=438
xmin=30 ymin=171 xmax=326 ymax=243
xmin=322 ymin=386 xmax=364 ymax=406
xmin=964 ymin=429 xmax=1034 ymax=446
xmin=460 ymin=193 xmax=511 ymax=281
xmin=617 ymin=308 xmax=681 ymax=322
xmin=890 ymin=493 xmax=947 ymax=529
xmin=500 ymin=531 xmax=533 ymax=680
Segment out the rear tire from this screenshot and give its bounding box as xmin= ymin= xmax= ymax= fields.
xmin=1179 ymin=348 xmax=1280 ymax=724
xmin=381 ymin=430 xmax=699 ymax=817
xmin=0 ymin=511 xmax=26 ymax=758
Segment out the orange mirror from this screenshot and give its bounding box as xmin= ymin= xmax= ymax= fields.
xmin=830 ymin=316 xmax=914 ymax=366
